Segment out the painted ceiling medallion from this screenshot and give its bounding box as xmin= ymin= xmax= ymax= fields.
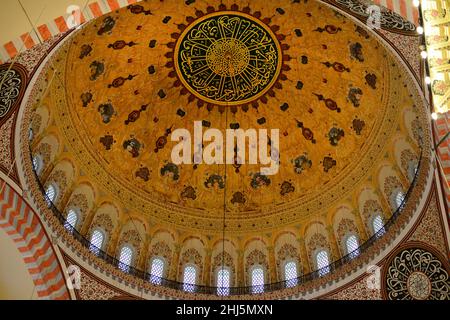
xmin=407 ymin=272 xmax=431 ymax=300
xmin=385 ymin=247 xmax=450 ymax=300
xmin=168 ymin=6 xmax=289 ymax=108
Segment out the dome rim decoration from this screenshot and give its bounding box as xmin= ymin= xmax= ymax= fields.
xmin=26 ymin=152 xmax=427 ymax=296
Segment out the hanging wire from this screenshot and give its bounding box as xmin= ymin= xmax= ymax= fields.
xmin=28 ymin=281 xmax=36 ymax=300
xmin=17 ymin=0 xmax=45 ymax=45
xmin=220 ymin=66 xmax=230 ymax=298
xmin=0 ymin=2 xmax=46 ymax=90
xmin=0 ymin=0 xmax=56 ymax=196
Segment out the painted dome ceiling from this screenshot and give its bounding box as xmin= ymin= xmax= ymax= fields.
xmin=35 ymin=0 xmax=423 ymax=237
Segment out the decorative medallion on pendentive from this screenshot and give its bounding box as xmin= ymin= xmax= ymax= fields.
xmin=383 ymin=246 xmax=450 ymax=300
xmin=167 ymin=5 xmax=290 ymax=108
xmin=0 ymin=63 xmax=28 ymax=127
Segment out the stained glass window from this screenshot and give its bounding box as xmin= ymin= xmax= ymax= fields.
xmin=183 ymin=265 xmax=197 ymax=292
xmin=45 ymin=184 xmax=57 ymax=207
xmin=395 ymin=191 xmax=405 ymax=209
xmin=216 ymin=268 xmax=230 ymax=296
xmin=89 ymin=229 xmax=104 ymax=255
xmin=284 ymin=261 xmax=298 ymax=287
xmin=251 ymin=267 xmax=265 ymax=294
xmin=372 ymin=214 xmax=386 ymax=237
xmin=408 ymin=162 xmax=418 ymax=182
xmin=316 ymin=250 xmax=330 ymax=276
xmin=32 ymin=155 xmax=41 ymax=173
xmin=118 ymin=246 xmax=133 ymax=273
xmin=346 ymin=235 xmax=360 ymax=258
xmin=64 ymin=209 xmax=78 ymax=232
xmin=149 ymin=257 xmax=165 ymax=285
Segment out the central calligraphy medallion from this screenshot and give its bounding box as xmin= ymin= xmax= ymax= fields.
xmin=174 ymin=11 xmax=282 ymax=106
xmin=206 ymin=38 xmax=250 ymax=77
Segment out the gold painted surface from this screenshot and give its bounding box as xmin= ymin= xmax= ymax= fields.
xmin=421 ymin=0 xmax=450 ymax=114
xmin=41 ymin=0 xmax=419 ymax=233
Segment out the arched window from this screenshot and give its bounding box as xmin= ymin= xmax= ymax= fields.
xmin=251 ymin=266 xmax=265 ymax=294
xmin=316 ymin=250 xmax=330 ymax=276
xmin=149 ymin=257 xmax=165 ymax=285
xmin=284 ymin=261 xmax=298 ymax=287
xmin=32 ymin=155 xmax=42 ymax=174
xmin=345 ymin=235 xmax=360 ymax=258
xmin=89 ymin=229 xmax=104 ymax=255
xmin=64 ymin=209 xmax=78 ymax=232
xmin=216 ymin=267 xmax=231 ymax=296
xmin=372 ymin=214 xmax=386 ymax=237
xmin=118 ymin=246 xmax=133 ymax=273
xmin=45 ymin=184 xmax=57 ymax=207
xmin=183 ymin=265 xmax=197 ymax=292
xmin=395 ymin=190 xmax=405 ymax=209
xmin=390 ymin=189 xmax=405 ymax=211
xmin=407 ymin=162 xmax=418 ymax=182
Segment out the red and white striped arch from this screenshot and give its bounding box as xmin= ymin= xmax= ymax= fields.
xmin=373 ymin=0 xmax=419 ymax=25
xmin=0 ymin=180 xmax=70 ymax=300
xmin=0 ymin=0 xmax=140 ymax=63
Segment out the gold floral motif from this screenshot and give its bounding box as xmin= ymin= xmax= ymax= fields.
xmin=336 ymin=218 xmax=358 ymax=249
xmin=179 ymin=248 xmax=203 ymax=280
xmin=383 ymin=176 xmax=403 ymax=198
xmin=276 ymin=244 xmax=300 ymax=278
xmin=211 ymin=251 xmax=236 ymax=284
xmin=149 ymin=241 xmax=172 ymax=272
xmin=307 ymin=233 xmax=332 ymax=265
xmin=117 ymin=230 xmax=142 ymax=258
xmin=245 ymin=249 xmax=269 ymax=284
xmin=89 ymin=213 xmax=114 ymax=238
